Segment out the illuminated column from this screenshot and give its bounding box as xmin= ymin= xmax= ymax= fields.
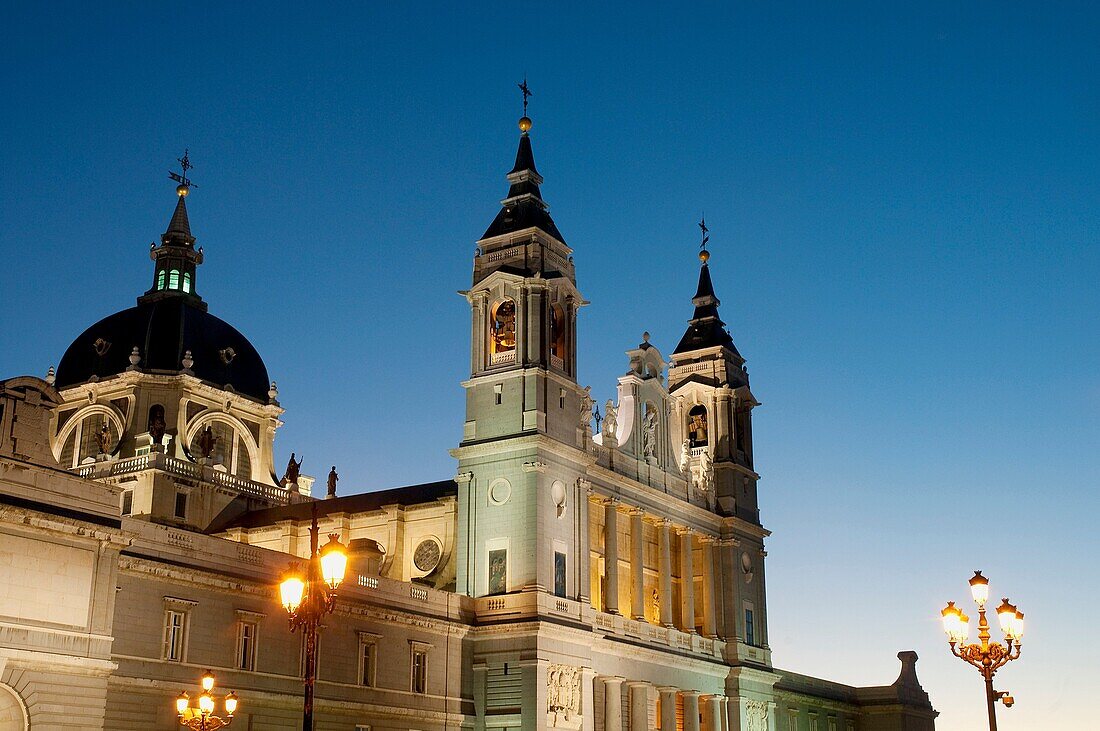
xmin=658 ymin=687 xmax=679 ymax=731
xmin=683 ymin=691 xmax=701 ymax=731
xmin=604 ymin=499 xmax=620 ymax=615
xmin=580 ymin=667 xmax=595 ymax=731
xmin=700 ymin=537 xmax=718 ymax=638
xmin=679 ymin=528 xmax=696 ymax=633
xmin=717 ymin=537 xmax=740 ymax=641
xmin=630 ymin=508 xmax=645 ymax=620
xmin=702 ymin=695 xmax=724 ymax=731
xmin=603 ymin=677 xmax=624 ymax=731
xmin=659 ymin=520 xmax=674 ymax=627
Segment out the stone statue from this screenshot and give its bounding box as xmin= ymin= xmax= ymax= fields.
xmin=579 ymin=386 xmax=594 ymax=430
xmin=602 ymin=400 xmax=617 ymax=446
xmin=94 ymin=422 xmax=112 ymax=455
xmin=283 ymin=452 xmax=303 ymax=485
xmin=698 ymin=449 xmax=713 ymax=491
xmin=642 ymin=406 xmax=658 ymax=458
xmin=326 ymin=465 xmax=339 ymax=498
xmin=148 ymin=407 xmax=166 ymax=448
xmin=679 ymin=439 xmax=691 ymax=474
xmin=197 ymin=425 xmax=218 ymax=459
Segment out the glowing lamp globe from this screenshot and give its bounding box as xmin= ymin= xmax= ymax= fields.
xmin=1013 ymin=611 xmax=1025 ymax=640
xmin=969 ymin=571 xmax=990 ymax=606
xmin=280 ymin=571 xmax=306 ymax=614
xmin=198 ymin=692 xmax=215 ymax=715
xmin=996 ymin=599 xmax=1017 ymax=635
xmin=201 ymin=670 xmax=215 ymax=692
xmin=225 ymin=691 xmax=239 ymax=716
xmin=940 ymin=601 xmax=962 ymax=639
xmin=319 ymin=534 xmax=348 ymax=591
xmin=175 ymin=692 xmax=189 ymax=716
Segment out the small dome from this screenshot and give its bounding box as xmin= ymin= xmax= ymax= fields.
xmin=55 ymin=298 xmax=270 ymax=401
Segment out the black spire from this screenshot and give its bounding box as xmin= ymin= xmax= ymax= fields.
xmin=673 ymin=233 xmax=739 ymax=357
xmin=481 ymin=107 xmax=565 ymax=243
xmin=139 ymin=152 xmax=205 ymax=308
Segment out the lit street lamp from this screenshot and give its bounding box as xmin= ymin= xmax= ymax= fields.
xmin=940 ymin=571 xmax=1024 ymax=731
xmin=175 ymin=670 xmax=238 ymax=730
xmin=278 ymin=501 xmax=348 ymax=731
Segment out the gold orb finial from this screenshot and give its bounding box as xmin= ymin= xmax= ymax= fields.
xmin=518 ymin=116 xmax=532 ymax=133
xmin=699 ymin=249 xmax=710 ymax=263
xmin=176 ymin=184 xmax=190 ymax=197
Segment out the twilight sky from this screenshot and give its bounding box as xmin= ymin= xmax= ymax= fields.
xmin=1 ymin=3 xmax=1096 ymax=728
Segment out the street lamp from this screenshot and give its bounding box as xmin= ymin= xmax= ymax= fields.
xmin=175 ymin=670 xmax=238 ymax=730
xmin=278 ymin=501 xmax=348 ymax=731
xmin=940 ymin=571 xmax=1024 ymax=731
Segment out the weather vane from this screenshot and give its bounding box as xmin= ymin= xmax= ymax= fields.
xmin=169 ymin=149 xmax=196 ymax=189
xmin=699 ymin=215 xmax=710 ymax=251
xmin=518 ymin=76 xmax=532 ymax=116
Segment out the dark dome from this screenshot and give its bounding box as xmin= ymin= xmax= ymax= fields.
xmin=55 ymin=298 xmax=270 ymax=401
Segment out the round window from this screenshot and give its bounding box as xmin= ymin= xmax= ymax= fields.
xmin=413 ymin=538 xmax=442 ymax=573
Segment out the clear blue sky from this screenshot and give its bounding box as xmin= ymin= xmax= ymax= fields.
xmin=1 ymin=3 xmax=1096 ymax=728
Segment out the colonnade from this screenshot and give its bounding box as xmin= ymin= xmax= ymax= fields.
xmin=594 ymin=496 xmax=729 ymax=639
xmin=599 ymin=676 xmax=729 ymax=731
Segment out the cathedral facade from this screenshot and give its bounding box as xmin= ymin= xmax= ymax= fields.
xmin=0 ymin=112 xmax=938 ymax=730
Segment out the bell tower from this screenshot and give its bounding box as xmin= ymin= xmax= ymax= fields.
xmin=453 ymin=101 xmax=592 ymax=602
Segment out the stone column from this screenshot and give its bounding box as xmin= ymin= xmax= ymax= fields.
xmin=679 ymin=528 xmax=696 ymax=633
xmin=658 ymin=687 xmax=679 ymax=731
xmin=603 ymin=677 xmax=625 ymax=731
xmin=577 ymin=481 xmax=592 ymax=605
xmin=717 ymin=538 xmax=740 ymax=641
xmin=630 ymin=508 xmax=645 ymax=620
xmin=628 ymin=681 xmax=650 ymax=730
xmin=604 ymin=500 xmax=620 ymax=615
xmin=702 ymin=695 xmax=724 ymax=731
xmin=683 ymin=691 xmax=701 ymax=731
xmin=700 ymin=537 xmax=718 ymax=638
xmin=659 ymin=520 xmax=674 ymax=627
xmin=580 ymin=667 xmax=596 ymax=731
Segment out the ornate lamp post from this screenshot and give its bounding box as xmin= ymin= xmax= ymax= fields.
xmin=940 ymin=571 xmax=1025 ymax=731
xmin=175 ymin=670 xmax=238 ymax=730
xmin=278 ymin=502 xmax=348 ymax=731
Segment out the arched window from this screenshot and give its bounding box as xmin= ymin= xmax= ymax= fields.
xmin=168 ymin=269 xmax=180 ymax=290
xmin=489 ymin=299 xmax=516 ymax=356
xmin=550 ymin=303 xmax=567 ymax=364
xmin=76 ymin=414 xmax=115 ymax=464
xmin=189 ymin=420 xmax=253 ymax=481
xmin=182 ymin=272 xmax=192 ymax=293
xmin=687 ymin=405 xmax=708 ymax=448
xmin=156 ymin=270 xmax=166 ymax=290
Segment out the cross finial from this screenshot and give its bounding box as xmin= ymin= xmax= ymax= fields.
xmin=518 ymin=76 xmax=532 ymax=116
xmin=698 ymin=215 xmax=710 ymax=250
xmin=169 ymin=149 xmax=197 ymax=191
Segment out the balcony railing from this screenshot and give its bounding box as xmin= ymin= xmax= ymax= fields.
xmin=74 ymin=452 xmax=290 ymax=505
xmin=472 ymin=592 xmax=724 ymax=660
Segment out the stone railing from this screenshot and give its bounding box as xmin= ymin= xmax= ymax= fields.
xmin=74 ymin=452 xmax=289 ymax=505
xmin=490 ymin=350 xmax=516 ymax=365
xmin=472 ymin=591 xmax=724 ymax=661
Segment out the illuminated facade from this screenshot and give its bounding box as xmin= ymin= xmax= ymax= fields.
xmin=0 ymin=113 xmax=939 ymax=730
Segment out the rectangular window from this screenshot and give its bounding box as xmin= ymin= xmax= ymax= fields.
xmin=553 ymin=551 xmax=567 ymax=598
xmin=174 ymin=491 xmax=188 ymax=519
xmin=359 ymin=637 xmax=377 ymax=687
xmin=745 ymin=607 xmax=755 ymax=646
xmin=494 ymin=383 xmax=503 ymax=405
xmin=559 ymin=388 xmax=566 ymax=409
xmin=788 ymin=709 xmax=799 ymax=731
xmin=121 ymin=490 xmax=133 ymax=516
xmin=236 ymin=621 xmax=257 ymax=670
xmin=163 ymin=609 xmax=186 ymax=661
xmin=488 ymin=548 xmax=507 ymax=595
xmin=411 ymin=649 xmax=428 ymax=693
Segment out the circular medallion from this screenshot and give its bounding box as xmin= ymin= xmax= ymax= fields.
xmin=413 ymin=538 xmax=442 ymax=573
xmin=741 ymin=552 xmax=754 ymax=582
xmin=488 ymin=478 xmax=512 ymax=505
